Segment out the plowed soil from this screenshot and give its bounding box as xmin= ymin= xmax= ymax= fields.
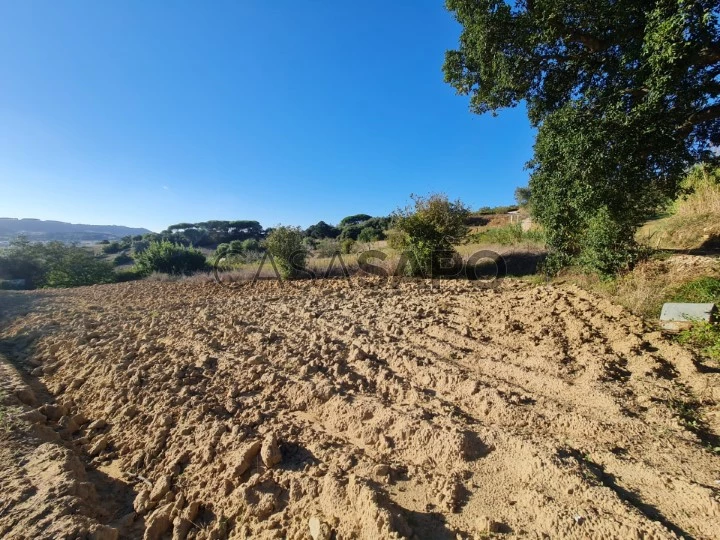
xmin=1 ymin=279 xmax=719 ymax=539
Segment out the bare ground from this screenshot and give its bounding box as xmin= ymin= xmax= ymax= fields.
xmin=1 ymin=279 xmax=719 ymax=539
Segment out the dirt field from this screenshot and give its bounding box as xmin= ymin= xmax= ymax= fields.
xmin=1 ymin=279 xmax=719 ymax=539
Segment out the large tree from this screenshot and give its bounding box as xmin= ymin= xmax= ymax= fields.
xmin=444 ymin=0 xmax=720 ymax=273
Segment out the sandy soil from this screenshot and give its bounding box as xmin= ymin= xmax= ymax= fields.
xmin=1 ymin=279 xmax=719 ymax=539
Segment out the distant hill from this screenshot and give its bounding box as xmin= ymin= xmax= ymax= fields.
xmin=0 ymin=218 xmax=151 ymax=244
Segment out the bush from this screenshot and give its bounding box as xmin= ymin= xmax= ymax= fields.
xmin=340 ymin=239 xmax=356 ymax=254
xmin=132 ymin=239 xmax=150 ymax=255
xmin=0 ymin=238 xmax=116 ymax=288
xmin=229 ymin=240 xmax=244 ymax=253
xmin=264 ymin=226 xmax=307 ymax=279
xmin=576 ymin=207 xmax=645 ymax=276
xmin=358 ymin=227 xmax=380 ymax=243
xmin=134 ymin=241 xmax=207 ymax=276
xmin=241 ymin=239 xmax=261 ymax=252
xmin=115 ymin=268 xmax=144 ymax=282
xmin=113 ymin=253 xmax=134 ymax=266
xmin=0 ymin=237 xmax=46 ymax=287
xmin=40 ymin=243 xmax=115 ymax=288
xmin=316 ymin=239 xmax=340 ymax=257
xmin=101 ymin=242 xmax=122 ymax=254
xmin=392 ymin=194 xmax=470 ymax=277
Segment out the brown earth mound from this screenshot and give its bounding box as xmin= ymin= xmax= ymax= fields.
xmin=1 ymin=279 xmax=719 ymax=539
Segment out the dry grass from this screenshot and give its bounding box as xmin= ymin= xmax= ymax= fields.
xmin=558 ymin=255 xmax=720 ymax=319
xmin=637 ymin=166 xmax=720 ymax=250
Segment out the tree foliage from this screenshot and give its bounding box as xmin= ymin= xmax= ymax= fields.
xmin=305 ymin=221 xmax=340 ymax=240
xmin=444 ymin=0 xmax=720 ymax=273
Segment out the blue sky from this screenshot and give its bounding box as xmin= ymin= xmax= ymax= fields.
xmin=0 ymin=0 xmax=534 ymax=232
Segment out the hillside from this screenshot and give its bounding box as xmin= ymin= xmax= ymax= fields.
xmin=0 ymin=218 xmax=151 ymax=244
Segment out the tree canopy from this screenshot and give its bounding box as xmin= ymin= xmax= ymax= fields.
xmin=444 ymin=0 xmax=720 ymax=273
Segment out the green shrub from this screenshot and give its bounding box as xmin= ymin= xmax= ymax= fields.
xmin=264 ymin=226 xmax=307 ymax=279
xmin=241 ymin=239 xmax=261 ymax=252
xmin=115 ymin=268 xmax=144 ymax=282
xmin=0 ymin=237 xmax=115 ymax=288
xmin=0 ymin=237 xmax=46 ymax=288
xmin=385 ymin=228 xmax=408 ymax=251
xmin=113 ymin=253 xmax=134 ymax=266
xmin=132 ymin=239 xmax=150 ymax=255
xmin=340 ymin=239 xmax=355 ymax=255
xmin=229 ymin=240 xmax=244 ymax=253
xmin=576 ymin=208 xmax=646 ymax=276
xmin=41 ymin=244 xmax=116 ymax=288
xmin=315 ymin=239 xmax=340 ymax=257
xmin=358 ymin=227 xmax=380 ymax=243
xmin=101 ymin=241 xmax=122 ymax=254
xmin=134 ymin=241 xmax=207 ymax=276
xmin=392 ymin=194 xmax=470 ymax=277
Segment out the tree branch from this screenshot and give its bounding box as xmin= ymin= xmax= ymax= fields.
xmin=678 ymin=102 xmax=720 ymax=137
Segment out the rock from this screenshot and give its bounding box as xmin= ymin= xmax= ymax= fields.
xmin=90 ymin=525 xmax=120 ymax=540
xmin=123 ymin=404 xmax=139 ymax=419
xmin=172 ymin=517 xmax=192 ymax=540
xmin=88 ymin=419 xmax=107 ymax=431
xmin=89 ymin=436 xmax=109 ymax=456
xmin=150 ymin=475 xmax=173 ymax=502
xmin=373 ymin=464 xmax=390 ymax=477
xmin=133 ymin=490 xmax=154 ymax=514
xmin=59 ymin=415 xmax=80 ymax=435
xmin=476 ymin=515 xmax=500 ymax=534
xmin=309 ymin=516 xmax=331 ymax=540
xmin=144 ymin=504 xmax=173 ymax=540
xmin=232 ymin=441 xmax=262 ymax=477
xmin=17 ymin=409 xmax=47 ymax=423
xmin=72 ymin=412 xmax=89 ymax=425
xmin=182 ymin=501 xmax=201 ymax=522
xmin=41 ymin=403 xmax=68 ymax=421
xmin=14 ymin=387 xmax=36 ymax=406
xmin=260 ymin=433 xmax=282 ymax=468
xmin=68 ymin=377 xmax=86 ymax=390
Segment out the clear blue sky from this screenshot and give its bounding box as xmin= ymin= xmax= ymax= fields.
xmin=0 ymin=0 xmax=535 ymax=232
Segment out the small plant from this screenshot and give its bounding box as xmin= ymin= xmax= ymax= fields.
xmin=676 ymin=322 xmax=720 ymax=363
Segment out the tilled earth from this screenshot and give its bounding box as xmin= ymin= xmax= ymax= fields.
xmin=0 ymin=279 xmax=719 ymax=539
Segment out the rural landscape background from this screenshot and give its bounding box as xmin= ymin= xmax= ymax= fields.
xmin=1 ymin=1 xmax=719 ymax=539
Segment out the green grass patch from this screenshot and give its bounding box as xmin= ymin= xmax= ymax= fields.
xmin=671 ymin=277 xmax=720 ymax=304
